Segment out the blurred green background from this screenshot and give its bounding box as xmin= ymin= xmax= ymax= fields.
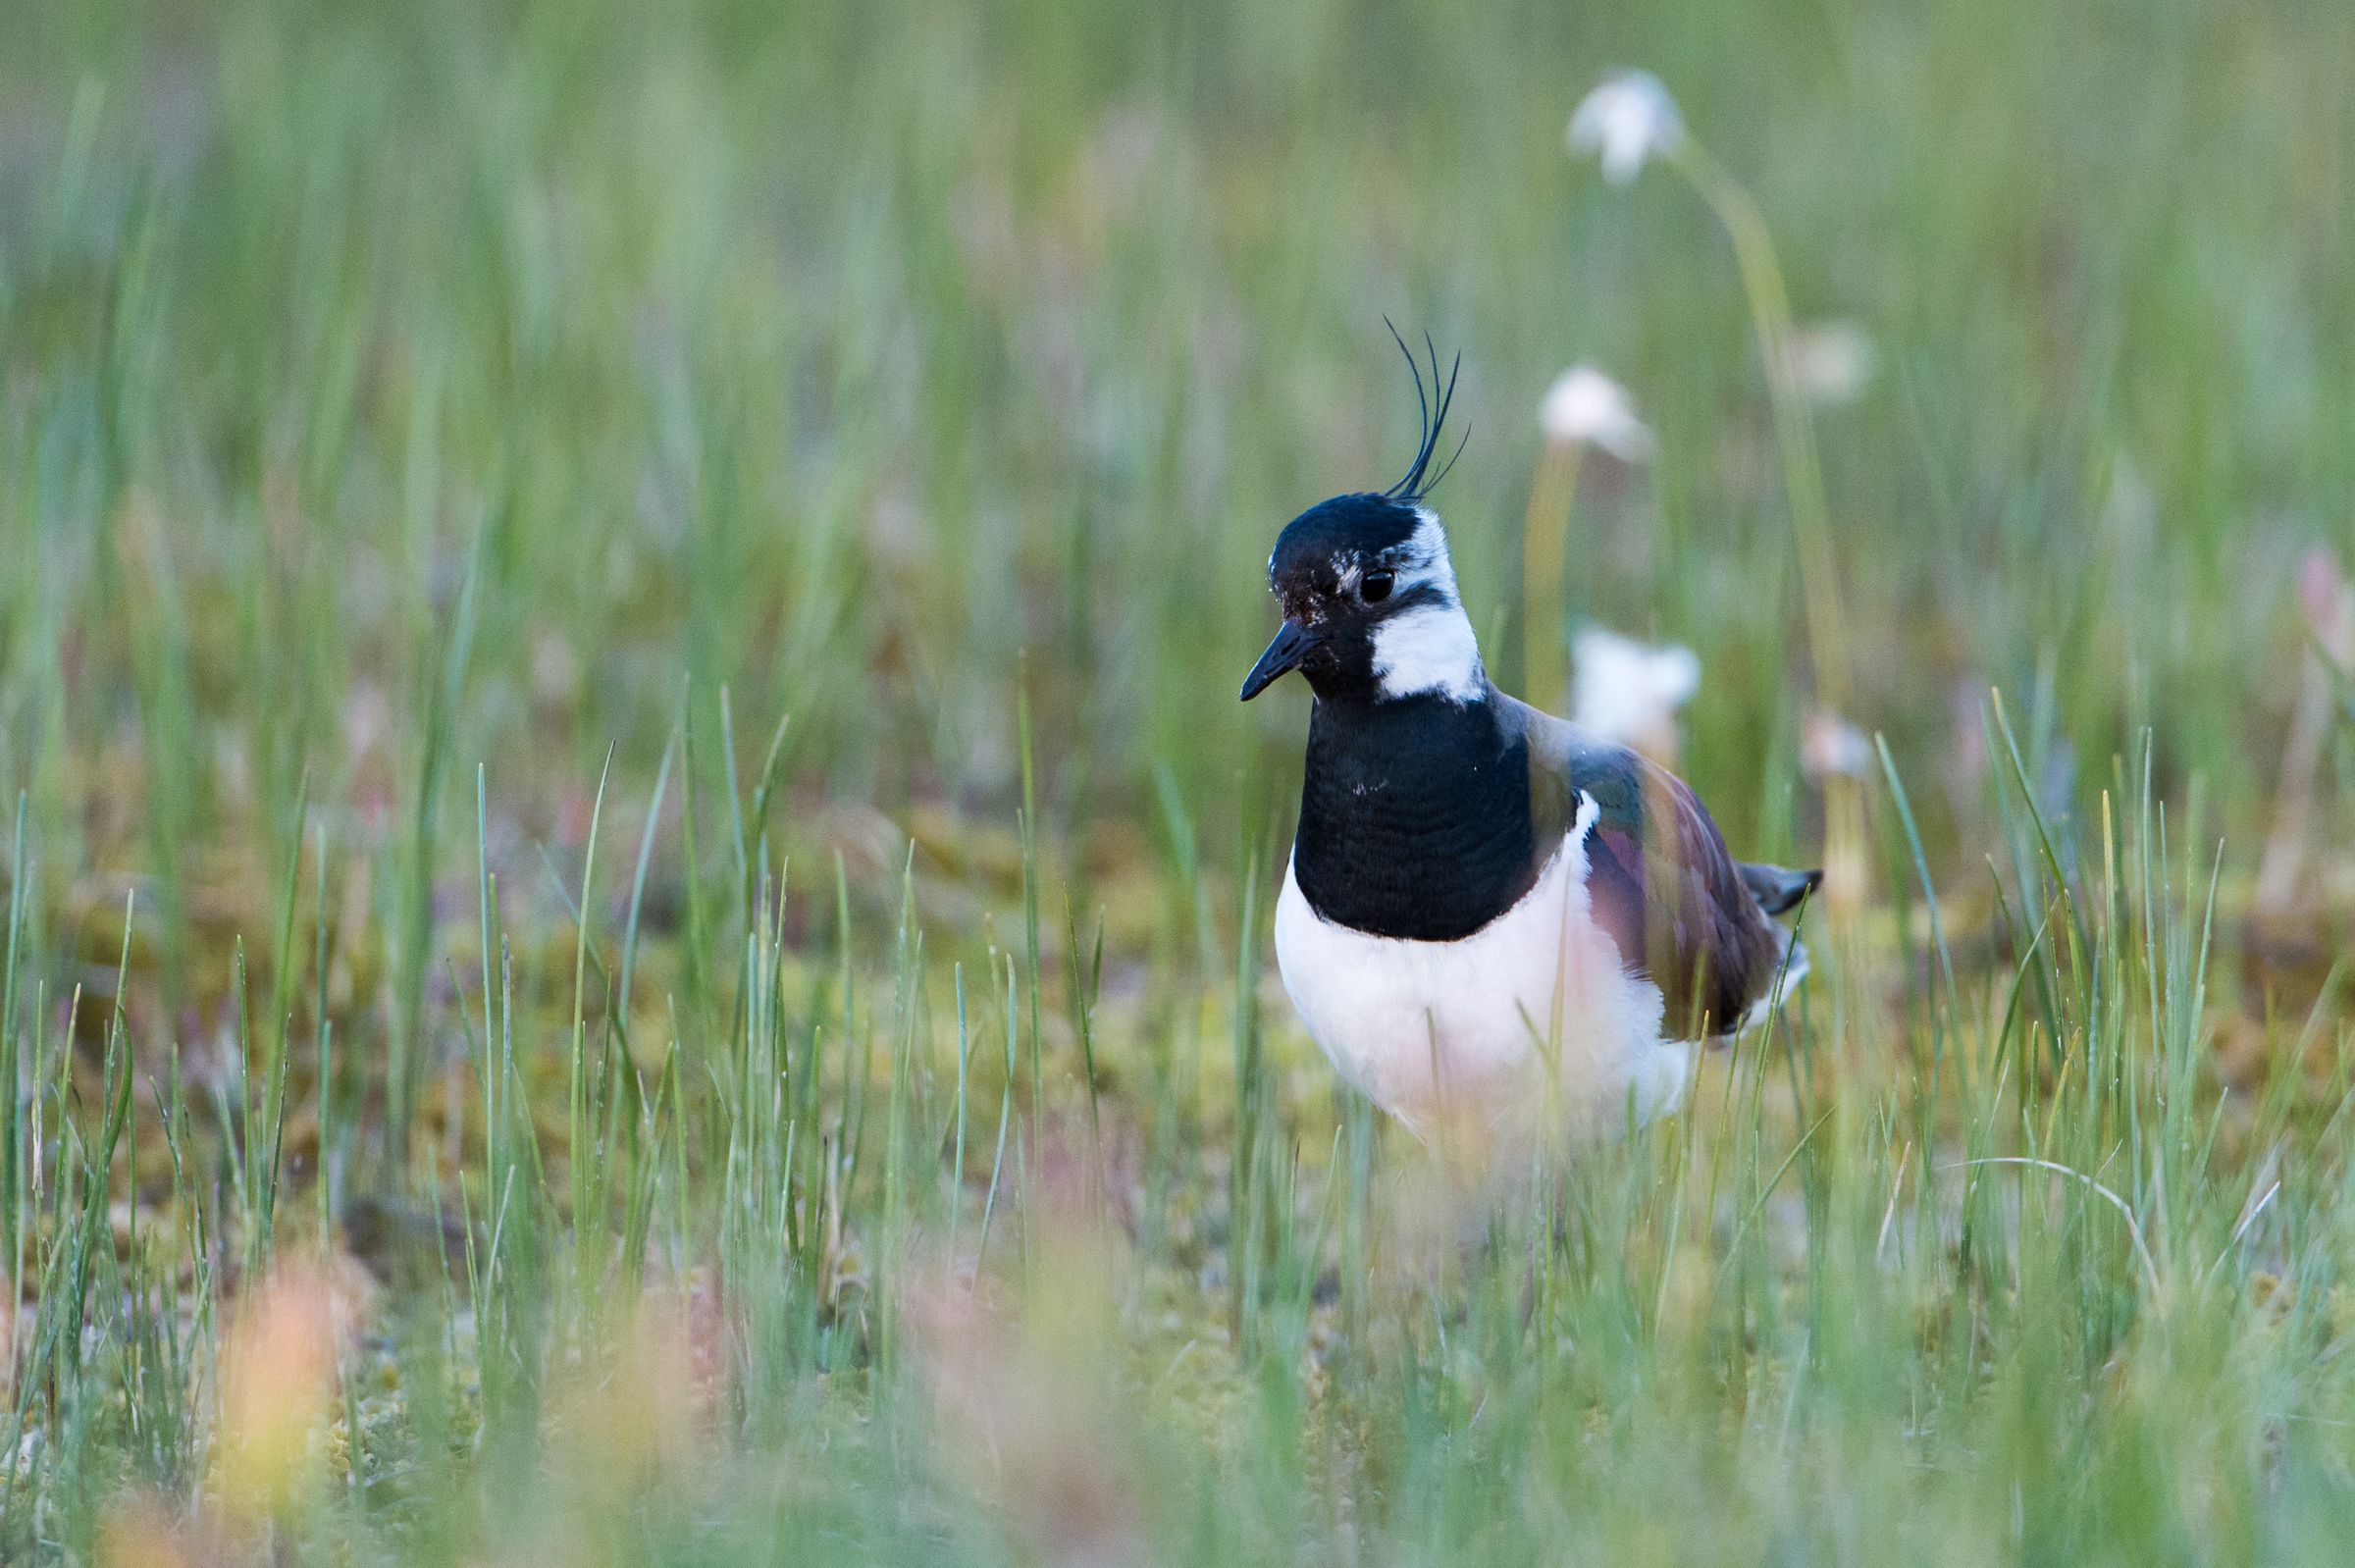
xmin=3 ymin=0 xmax=2355 ymax=1561
xmin=7 ymin=0 xmax=2351 ymax=912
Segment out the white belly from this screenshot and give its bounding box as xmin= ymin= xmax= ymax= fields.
xmin=1273 ymin=798 xmax=1688 ymax=1137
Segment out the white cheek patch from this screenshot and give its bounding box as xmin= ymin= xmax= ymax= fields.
xmin=1371 ymin=604 xmax=1484 ymax=703
xmin=1403 ymin=507 xmax=1463 ymax=601
xmin=1368 ymin=507 xmax=1483 ymax=703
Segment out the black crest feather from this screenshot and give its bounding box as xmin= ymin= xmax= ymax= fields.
xmin=1379 ymin=320 xmax=1469 ymax=503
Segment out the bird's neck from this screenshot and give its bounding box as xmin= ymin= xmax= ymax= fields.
xmin=1292 ymin=689 xmax=1542 ymax=942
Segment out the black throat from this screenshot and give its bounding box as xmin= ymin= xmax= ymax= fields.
xmin=1291 ymin=687 xmax=1542 ymax=942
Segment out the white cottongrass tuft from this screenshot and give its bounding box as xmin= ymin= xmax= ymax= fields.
xmin=1802 ymin=709 xmax=1875 ymax=780
xmin=1786 ymin=320 xmax=1878 ymax=409
xmin=1567 ymin=71 xmax=1685 ymax=184
xmin=1569 ymin=628 xmax=1700 ymax=755
xmin=1539 ymin=366 xmax=1655 ymax=461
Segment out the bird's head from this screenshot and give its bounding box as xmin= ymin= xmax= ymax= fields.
xmin=1240 ymin=335 xmax=1483 ymax=707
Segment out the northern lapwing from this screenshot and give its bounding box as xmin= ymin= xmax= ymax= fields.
xmin=1240 ymin=337 xmax=1818 ymax=1136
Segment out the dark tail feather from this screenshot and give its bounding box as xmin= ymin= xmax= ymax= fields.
xmin=1740 ymin=862 xmax=1822 ymax=916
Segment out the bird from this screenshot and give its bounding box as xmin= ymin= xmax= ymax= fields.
xmin=1240 ymin=335 xmax=1819 ymax=1139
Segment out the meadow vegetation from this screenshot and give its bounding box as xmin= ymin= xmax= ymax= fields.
xmin=2 ymin=0 xmax=2355 ymax=1561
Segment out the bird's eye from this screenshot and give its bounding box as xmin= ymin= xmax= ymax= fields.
xmin=1360 ymin=569 xmax=1395 ymax=604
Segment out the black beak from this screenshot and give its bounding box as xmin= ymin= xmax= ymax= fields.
xmin=1239 ymin=618 xmax=1316 ymax=701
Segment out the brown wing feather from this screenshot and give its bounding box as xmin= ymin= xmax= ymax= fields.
xmin=1630 ymin=764 xmax=1782 ymax=1037
xmin=1500 ymin=689 xmax=1785 ymax=1040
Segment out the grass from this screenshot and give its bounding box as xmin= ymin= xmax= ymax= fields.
xmin=3 ymin=0 xmax=2355 ymax=1560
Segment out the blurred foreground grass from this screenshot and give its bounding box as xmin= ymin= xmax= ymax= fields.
xmin=4 ymin=0 xmax=2355 ymax=1561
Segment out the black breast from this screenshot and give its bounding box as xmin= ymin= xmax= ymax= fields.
xmin=1291 ymin=694 xmax=1543 ymax=942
